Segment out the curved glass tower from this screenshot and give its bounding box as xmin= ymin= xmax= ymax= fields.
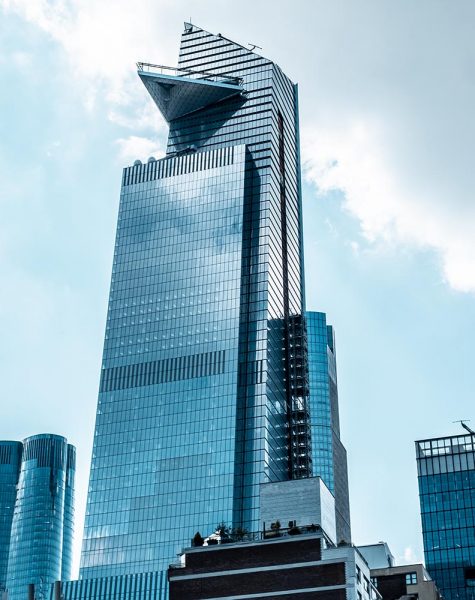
xmin=0 ymin=441 xmax=22 ymax=595
xmin=5 ymin=434 xmax=75 ymax=600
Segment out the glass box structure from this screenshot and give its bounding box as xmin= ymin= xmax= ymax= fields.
xmin=306 ymin=311 xmax=351 ymax=544
xmin=1 ymin=434 xmax=75 ymax=600
xmin=416 ymin=433 xmax=475 ymax=600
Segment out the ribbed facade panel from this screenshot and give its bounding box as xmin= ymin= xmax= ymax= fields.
xmin=52 ymin=571 xmax=167 ymax=600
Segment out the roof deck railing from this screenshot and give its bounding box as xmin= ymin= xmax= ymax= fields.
xmin=136 ymin=62 xmax=243 ymax=87
xmin=173 ymin=524 xmax=334 ymax=561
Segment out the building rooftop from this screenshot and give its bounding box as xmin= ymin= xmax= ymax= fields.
xmin=370 ymin=562 xmax=433 ymax=581
xmin=416 ymin=433 xmax=475 ymax=458
xmin=357 ymin=542 xmax=395 ymax=569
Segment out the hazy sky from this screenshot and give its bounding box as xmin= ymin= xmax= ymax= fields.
xmin=1 ymin=0 xmax=474 ymax=575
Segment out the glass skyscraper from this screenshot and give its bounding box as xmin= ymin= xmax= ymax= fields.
xmin=416 ymin=433 xmax=475 ymax=600
xmin=79 ymin=22 xmax=306 ymax=579
xmin=0 ymin=442 xmax=22 ymax=596
xmin=52 ymin=22 xmax=350 ymax=600
xmin=306 ymin=311 xmax=351 ymax=544
xmin=0 ymin=434 xmax=75 ymax=600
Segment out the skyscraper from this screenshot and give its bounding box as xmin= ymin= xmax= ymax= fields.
xmin=53 ymin=22 xmax=351 ymax=600
xmin=0 ymin=442 xmax=22 ymax=595
xmin=79 ymin=22 xmax=306 ymax=579
xmin=416 ymin=432 xmax=475 ymax=600
xmin=306 ymin=311 xmax=351 ymax=544
xmin=1 ymin=434 xmax=75 ymax=600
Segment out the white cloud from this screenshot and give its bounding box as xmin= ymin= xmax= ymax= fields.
xmin=1 ymin=0 xmax=176 ymax=117
xmin=302 ymin=116 xmax=475 ymax=293
xmin=3 ymin=0 xmax=475 ymax=295
xmin=108 ymin=100 xmax=166 ymax=134
xmin=296 ymin=1 xmax=475 ymax=294
xmin=115 ymin=135 xmax=165 ymax=164
xmin=401 ymin=546 xmax=420 ymax=565
xmin=45 ymin=139 xmax=61 ymax=158
xmin=11 ymin=50 xmax=33 ymax=67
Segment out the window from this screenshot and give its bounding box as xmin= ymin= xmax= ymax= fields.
xmin=465 ymin=566 xmax=475 ymax=588
xmin=356 ymin=565 xmax=362 ymax=583
xmin=371 ymin=577 xmax=378 ymax=588
xmin=406 ymin=572 xmax=418 ymax=585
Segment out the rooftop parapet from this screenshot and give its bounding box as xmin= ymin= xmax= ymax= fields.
xmin=416 ymin=433 xmax=475 ymax=458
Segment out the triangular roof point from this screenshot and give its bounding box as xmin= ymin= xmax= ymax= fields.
xmin=184 ymin=22 xmax=202 ymax=33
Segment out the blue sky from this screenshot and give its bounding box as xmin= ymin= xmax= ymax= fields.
xmin=1 ymin=0 xmax=474 ymax=575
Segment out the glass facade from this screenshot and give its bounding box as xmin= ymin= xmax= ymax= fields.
xmin=81 ymin=145 xmax=247 ymax=576
xmin=4 ymin=434 xmax=75 ymax=600
xmin=0 ymin=441 xmax=22 ymax=594
xmin=416 ymin=434 xmax=475 ymax=600
xmin=43 ymin=22 xmax=356 ymax=600
xmin=306 ymin=311 xmax=351 ymax=543
xmin=57 ymin=571 xmax=168 ymax=600
xmin=79 ymin=21 xmax=306 ymax=581
xmin=62 ymin=443 xmax=76 ymax=580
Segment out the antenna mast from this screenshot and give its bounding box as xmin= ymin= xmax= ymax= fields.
xmin=453 ymin=420 xmax=475 ymax=435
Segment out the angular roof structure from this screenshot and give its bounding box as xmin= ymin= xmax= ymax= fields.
xmin=138 ymin=63 xmax=244 ymax=122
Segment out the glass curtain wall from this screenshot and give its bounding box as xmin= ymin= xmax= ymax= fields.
xmin=6 ymin=434 xmax=75 ymax=600
xmin=79 ymin=22 xmax=306 ymax=579
xmin=416 ymin=434 xmax=475 ymax=600
xmin=0 ymin=441 xmax=22 ymax=594
xmin=306 ymin=311 xmax=351 ymax=544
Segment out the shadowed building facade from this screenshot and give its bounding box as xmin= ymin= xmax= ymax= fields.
xmin=0 ymin=434 xmax=75 ymax=600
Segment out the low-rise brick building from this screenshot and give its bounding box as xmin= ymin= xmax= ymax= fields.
xmin=168 ymin=530 xmax=380 ymax=600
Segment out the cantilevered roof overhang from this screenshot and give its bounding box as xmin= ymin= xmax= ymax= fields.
xmin=137 ymin=63 xmax=244 ymax=122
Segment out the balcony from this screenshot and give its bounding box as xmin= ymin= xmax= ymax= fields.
xmin=137 ymin=62 xmax=244 ymax=122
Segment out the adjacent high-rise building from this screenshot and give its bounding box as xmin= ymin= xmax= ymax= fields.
xmin=416 ymin=432 xmax=475 ymax=600
xmin=0 ymin=434 xmax=75 ymax=600
xmin=0 ymin=442 xmax=22 ymax=596
xmin=50 ymin=23 xmax=350 ymax=600
xmin=307 ymin=311 xmax=351 ymax=543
